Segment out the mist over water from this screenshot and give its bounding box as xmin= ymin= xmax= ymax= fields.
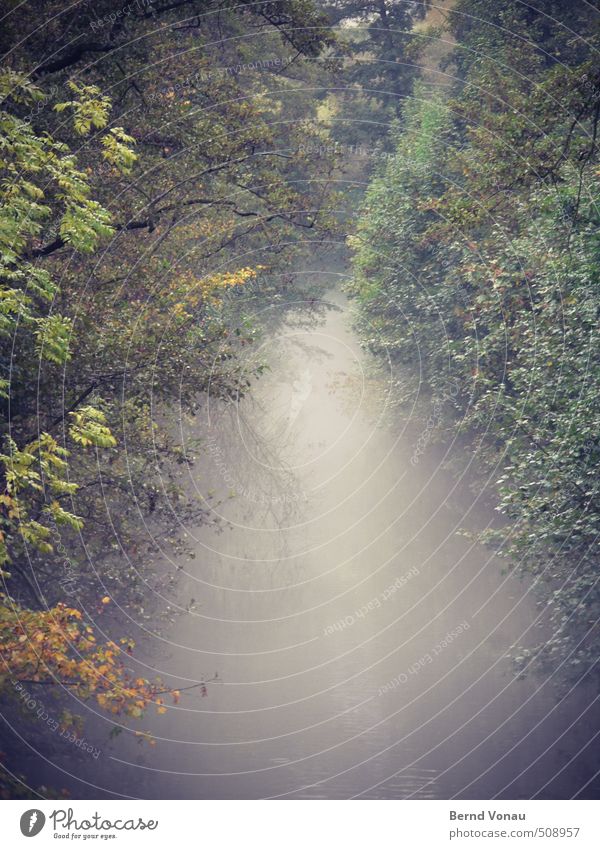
xmin=11 ymin=264 xmax=599 ymax=799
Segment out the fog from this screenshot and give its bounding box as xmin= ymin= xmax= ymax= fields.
xmin=13 ymin=261 xmax=597 ymax=800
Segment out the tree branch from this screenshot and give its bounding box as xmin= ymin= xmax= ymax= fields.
xmin=35 ymin=42 xmax=114 ymax=76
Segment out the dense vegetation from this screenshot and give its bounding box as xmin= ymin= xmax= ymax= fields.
xmin=0 ymin=0 xmax=339 ymax=794
xmin=350 ymin=1 xmax=600 ymax=677
xmin=1 ymin=0 xmax=599 ymax=798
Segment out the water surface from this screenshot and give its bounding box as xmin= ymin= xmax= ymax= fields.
xmin=11 ymin=266 xmax=599 ymax=799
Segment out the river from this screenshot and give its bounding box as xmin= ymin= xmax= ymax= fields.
xmin=12 ymin=258 xmax=600 ymax=799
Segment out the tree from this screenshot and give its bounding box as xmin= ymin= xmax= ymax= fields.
xmin=350 ymin=0 xmax=600 ymax=677
xmin=320 ymin=0 xmax=429 ymax=146
xmin=0 ymin=0 xmax=336 ymax=795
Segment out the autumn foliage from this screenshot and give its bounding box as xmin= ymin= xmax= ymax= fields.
xmin=0 ymin=596 xmax=175 ymax=718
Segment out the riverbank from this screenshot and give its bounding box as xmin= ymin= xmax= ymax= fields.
xmin=8 ymin=259 xmax=598 ymax=799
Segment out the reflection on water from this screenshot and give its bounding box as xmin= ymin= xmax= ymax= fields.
xmin=12 ymin=269 xmax=600 ymax=799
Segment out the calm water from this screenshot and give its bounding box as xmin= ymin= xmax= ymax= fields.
xmin=9 ymin=265 xmax=600 ymax=799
